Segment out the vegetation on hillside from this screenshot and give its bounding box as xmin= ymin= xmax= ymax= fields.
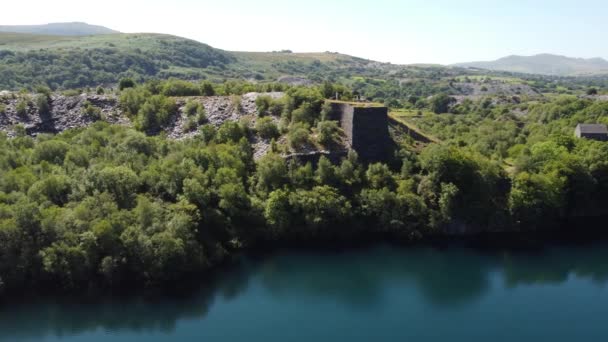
xmin=0 ymin=33 xmax=234 ymax=89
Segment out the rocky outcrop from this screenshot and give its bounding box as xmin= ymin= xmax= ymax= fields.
xmin=0 ymin=93 xmax=128 ymax=136
xmin=0 ymin=92 xmax=383 ymax=164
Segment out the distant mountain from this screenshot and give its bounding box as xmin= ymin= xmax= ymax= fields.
xmin=0 ymin=22 xmax=119 ymax=36
xmin=455 ymin=54 xmax=608 ymax=76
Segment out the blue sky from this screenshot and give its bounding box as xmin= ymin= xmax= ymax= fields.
xmin=2 ymin=0 xmax=607 ymax=64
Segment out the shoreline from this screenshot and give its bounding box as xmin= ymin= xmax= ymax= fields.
xmin=3 ymin=220 xmax=608 ymax=305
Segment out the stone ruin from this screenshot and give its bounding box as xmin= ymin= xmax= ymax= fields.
xmin=327 ymin=101 xmax=392 ymax=161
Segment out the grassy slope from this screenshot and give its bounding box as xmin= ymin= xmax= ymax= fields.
xmin=0 ymin=22 xmax=119 ymax=36
xmin=0 ymin=32 xmax=215 ymax=51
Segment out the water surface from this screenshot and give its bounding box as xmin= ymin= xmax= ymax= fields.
xmin=3 ymin=242 xmax=608 ymax=341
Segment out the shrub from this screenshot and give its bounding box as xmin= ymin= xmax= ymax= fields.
xmin=32 ymin=140 xmax=70 ymax=165
xmin=16 ymin=99 xmax=28 ymax=118
xmin=91 ymin=166 xmax=139 ymax=208
xmin=255 ymin=117 xmax=280 ymax=140
xmin=197 ymin=107 xmax=208 ymax=124
xmin=216 ymin=121 xmax=247 ymax=143
xmin=430 ymin=93 xmax=455 ymax=114
xmin=118 ymin=78 xmax=135 ymax=91
xmin=81 ymin=101 xmax=102 ymax=121
xmin=291 ymin=103 xmax=316 ymax=125
xmin=288 ymin=122 xmax=310 ymax=149
xmin=200 ymin=81 xmax=216 ymax=96
xmin=183 ymin=117 xmax=197 ymax=132
xmin=161 ymin=80 xmax=201 ymax=97
xmin=199 ymin=124 xmax=216 ymax=144
xmin=231 ymin=95 xmax=243 ymax=113
xmin=96 ymin=87 xmax=105 ymax=95
xmin=135 ymin=95 xmax=178 ymax=134
xmin=120 ymin=88 xmax=150 ymax=115
xmin=36 ymin=94 xmax=51 ymax=115
xmin=184 ymin=100 xmax=200 ymax=116
xmin=256 ymin=95 xmax=273 ymax=116
xmin=316 ymin=120 xmax=341 ymax=146
xmin=184 ymin=100 xmax=207 ymax=124
xmin=268 ymin=99 xmax=285 ymax=116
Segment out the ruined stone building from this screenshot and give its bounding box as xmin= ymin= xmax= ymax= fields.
xmin=328 ymin=101 xmax=392 ymax=161
xmin=575 ymin=124 xmax=608 ymax=141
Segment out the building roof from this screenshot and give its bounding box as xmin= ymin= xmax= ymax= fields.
xmin=577 ymin=124 xmax=608 ymax=134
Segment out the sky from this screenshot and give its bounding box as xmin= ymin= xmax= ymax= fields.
xmin=1 ymin=0 xmax=608 ymax=65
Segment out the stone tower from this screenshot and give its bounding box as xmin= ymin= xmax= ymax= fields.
xmin=328 ymin=101 xmax=391 ymax=161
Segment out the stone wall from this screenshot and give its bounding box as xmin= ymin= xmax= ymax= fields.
xmin=328 ymin=102 xmax=391 ymax=161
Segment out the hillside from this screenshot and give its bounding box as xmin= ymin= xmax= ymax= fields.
xmin=3 ymin=30 xmax=603 ymax=101
xmin=0 ymin=22 xmax=119 ymax=36
xmin=455 ymin=54 xmax=608 ymax=76
xmin=0 ymin=32 xmax=235 ymax=89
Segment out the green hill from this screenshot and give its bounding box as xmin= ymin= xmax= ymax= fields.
xmin=455 ymin=54 xmax=608 ymax=76
xmin=1 ymin=30 xmax=559 ymax=99
xmin=0 ymin=31 xmax=402 ymax=90
xmin=0 ymin=32 xmax=235 ymax=89
xmin=0 ymin=22 xmax=119 ymax=36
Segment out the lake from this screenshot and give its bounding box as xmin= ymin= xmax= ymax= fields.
xmin=2 ymin=242 xmax=608 ymax=341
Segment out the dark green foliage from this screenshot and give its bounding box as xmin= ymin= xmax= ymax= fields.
xmin=0 ymin=34 xmax=234 ymax=90
xmin=255 ymin=117 xmax=279 ymax=140
xmin=32 ymin=140 xmax=70 ymax=164
xmin=288 ymin=122 xmax=310 ymax=149
xmin=16 ymin=99 xmax=28 ymax=118
xmin=216 ymin=121 xmax=247 ymax=144
xmin=35 ymin=94 xmax=50 ymax=115
xmin=183 ymin=100 xmax=207 ymax=124
xmin=316 ymin=120 xmax=341 ymax=146
xmin=118 ymin=78 xmax=135 ymax=91
xmin=81 ymin=101 xmax=102 ymax=120
xmin=586 ymin=87 xmax=598 ymax=95
xmin=430 ymin=93 xmax=454 ymax=114
xmin=255 ymin=95 xmax=272 ymax=116
xmin=120 ymin=87 xmax=149 ymax=116
xmin=135 ymin=95 xmax=178 ymax=134
xmin=161 ymin=80 xmax=201 ymax=97
xmin=200 ymin=81 xmax=215 ymax=96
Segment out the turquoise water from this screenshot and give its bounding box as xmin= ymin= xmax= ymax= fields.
xmin=2 ymin=243 xmax=608 ymax=341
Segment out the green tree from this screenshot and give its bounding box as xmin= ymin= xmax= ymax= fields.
xmin=118 ymin=78 xmax=136 ymax=91
xmin=90 ymin=166 xmax=139 ymax=208
xmin=200 ymin=81 xmax=216 ymax=96
xmin=32 ymin=140 xmax=70 ymax=165
xmin=256 ymin=153 xmax=288 ymax=193
xmin=16 ymin=99 xmax=28 ymax=118
xmin=255 ymin=117 xmax=280 ymax=139
xmin=430 ymin=93 xmax=454 ymax=114
xmin=316 ymin=120 xmax=341 ymax=146
xmin=288 ymin=122 xmax=310 ymax=149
